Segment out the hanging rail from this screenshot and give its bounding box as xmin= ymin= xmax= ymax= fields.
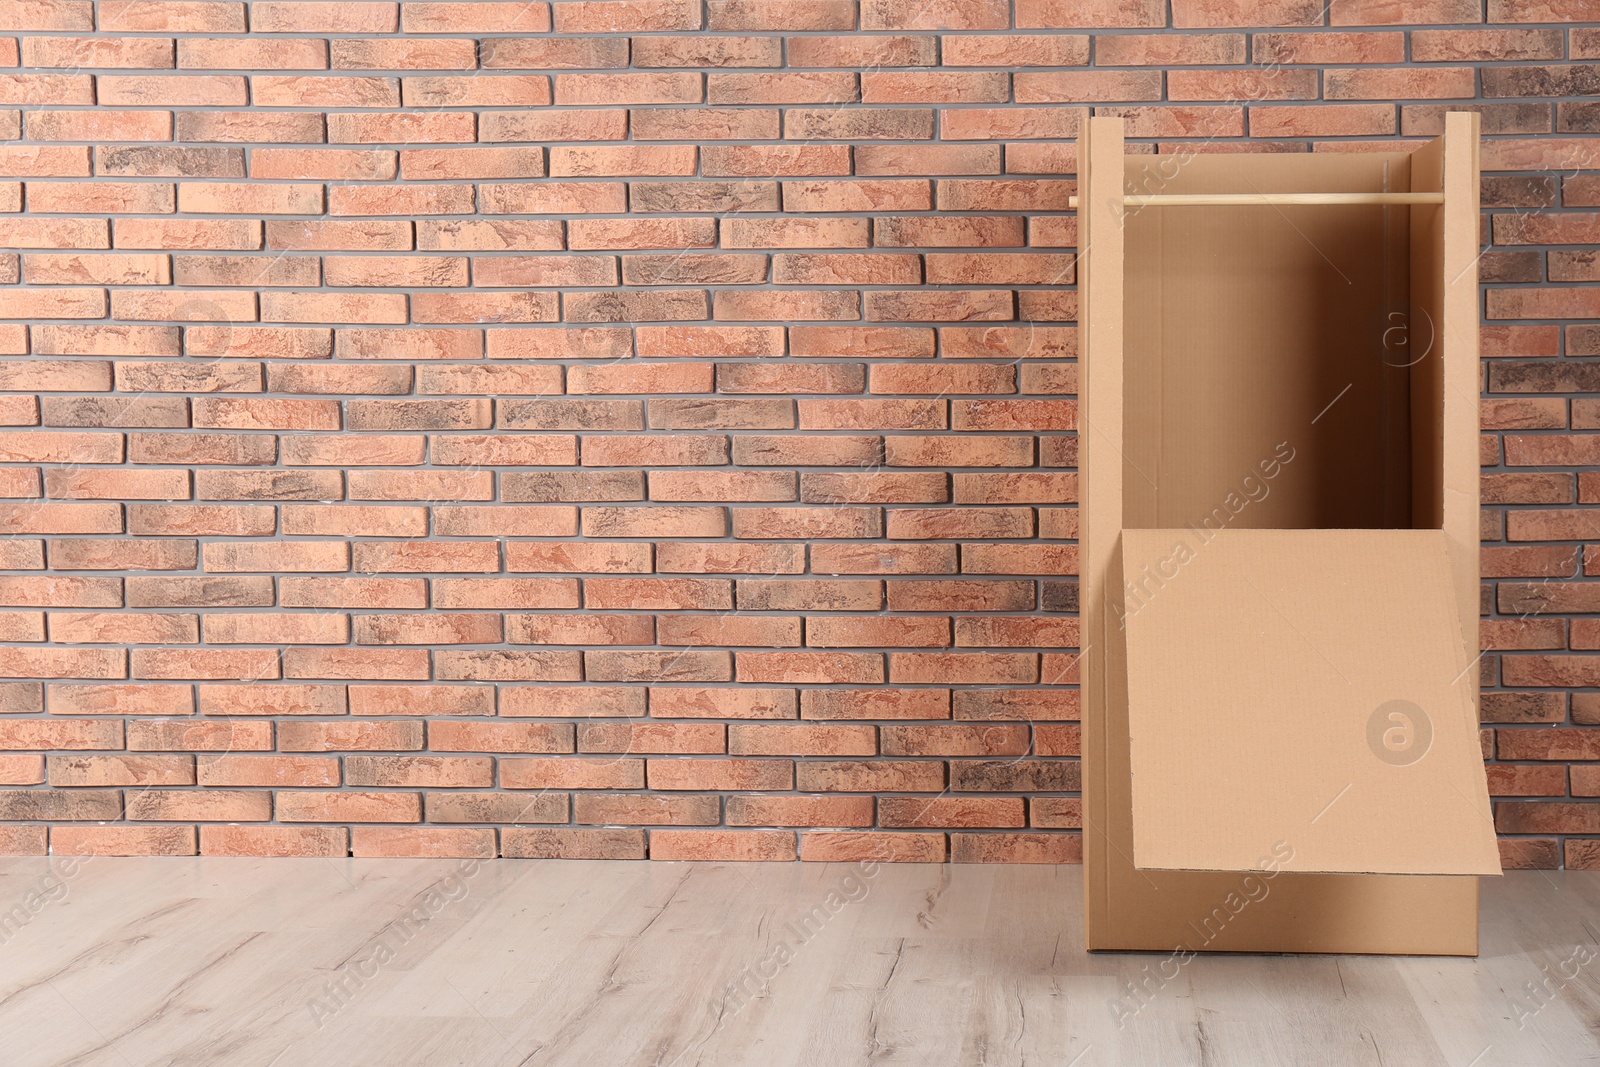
xmin=1065 ymin=192 xmax=1445 ymax=208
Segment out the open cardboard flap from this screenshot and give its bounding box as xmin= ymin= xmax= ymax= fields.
xmin=1120 ymin=528 xmax=1500 ymax=877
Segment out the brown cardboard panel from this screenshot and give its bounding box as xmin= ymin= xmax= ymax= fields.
xmin=1080 ymin=114 xmax=1126 ymax=953
xmin=1121 ymin=153 xmax=1415 ymax=532
xmin=1438 ymin=112 xmax=1485 ymax=664
xmin=1120 ymin=527 xmax=1498 ymax=876
xmin=1409 ymin=133 xmax=1447 ymax=533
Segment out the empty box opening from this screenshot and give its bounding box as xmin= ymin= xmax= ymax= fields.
xmin=1119 ymin=152 xmax=1446 ymax=533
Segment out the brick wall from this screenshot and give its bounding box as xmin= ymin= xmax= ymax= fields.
xmin=0 ymin=0 xmax=1591 ymax=865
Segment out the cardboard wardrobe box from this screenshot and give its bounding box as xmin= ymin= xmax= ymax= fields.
xmin=1079 ymin=112 xmax=1500 ymax=955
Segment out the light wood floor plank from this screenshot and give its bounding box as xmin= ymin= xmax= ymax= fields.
xmin=3 ymin=861 xmax=1599 ymax=1067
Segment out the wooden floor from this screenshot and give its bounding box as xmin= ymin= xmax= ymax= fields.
xmin=1 ymin=859 xmax=1597 ymax=1066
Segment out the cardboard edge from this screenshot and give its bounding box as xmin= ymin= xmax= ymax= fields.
xmin=1080 ymin=115 xmax=1128 ymax=951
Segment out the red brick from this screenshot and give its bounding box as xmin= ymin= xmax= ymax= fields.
xmin=436 ymin=649 xmax=582 ymax=681
xmin=942 ymin=33 xmax=1087 ymax=65
xmin=283 ymin=647 xmax=429 ymax=681
xmin=178 ymin=36 xmax=327 ymax=68
xmin=432 ymin=508 xmax=579 ymax=537
xmin=1488 ymin=765 xmax=1567 ymax=796
xmin=797 ymin=760 xmax=944 ymax=792
xmin=501 ymin=685 xmax=646 ymax=718
xmin=99 ymin=1 xmax=244 ymax=30
xmin=952 ymin=833 xmax=1080 ymax=863
xmin=349 ymin=684 xmax=492 ymax=717
xmin=647 ymin=757 xmax=792 ymax=791
xmin=252 ymin=149 xmax=397 ymax=182
xmin=705 ymin=0 xmax=851 ymax=29
xmin=484 ymin=41 xmax=619 ymax=73
xmin=201 ymin=825 xmax=348 ymax=857
xmin=786 ymin=108 xmax=935 ymax=141
xmin=1414 ymin=29 xmax=1561 ymax=61
xmin=728 ymin=724 xmax=876 ymax=757
xmin=509 ymin=613 xmax=653 ymax=646
xmin=116 ymin=218 xmax=261 ymax=250
xmin=50 ymin=755 xmax=196 ymax=790
xmin=433 ymin=577 xmax=580 ymax=608
xmin=253 ymin=75 xmax=399 ymax=108
xmin=861 ymin=0 xmax=1004 ymax=27
xmin=552 ymin=145 xmax=696 ymax=178
xmin=858 ymin=147 xmax=1002 ymax=181
xmin=1503 ymin=657 xmax=1600 ymax=689
xmin=330 ymin=113 xmax=476 ymax=145
xmin=578 ymin=722 xmax=724 ymax=755
xmin=50 ymin=683 xmax=190 ymax=717
xmin=175 ymin=111 xmax=324 ymax=143
xmin=0 ymin=789 xmax=122 ymax=821
xmin=586 ymin=649 xmax=732 ymax=682
xmin=98 ymin=75 xmax=246 ymax=107
xmin=430 ymin=721 xmax=573 ymax=753
xmin=1331 ymin=0 xmax=1479 ymax=23
xmin=559 ymin=71 xmax=702 ymax=106
xmin=0 ymin=718 xmax=122 ymax=750
xmin=414 ymin=291 xmax=557 ymax=323
xmin=0 ymin=2 xmax=94 ymax=30
xmin=401 ymin=1 xmax=550 ymax=31
xmin=553 ymin=0 xmax=698 ymax=30
xmin=737 ymin=651 xmax=885 ymax=684
xmin=891 ymin=653 xmax=1038 ymax=685
xmin=1017 ymin=0 xmax=1163 ymax=27
xmin=651 ymin=829 xmax=795 ymax=861
xmin=353 ymin=827 xmax=495 ymax=859
xmin=503 ymin=757 xmax=642 ymax=790
xmin=1251 ymin=103 xmax=1398 ymax=138
xmin=801 ymin=832 xmax=945 ymax=862
xmin=345 ymin=756 xmax=493 ymax=789
xmin=127 ymin=789 xmax=270 ymax=822
xmin=481 ymin=181 xmax=626 ymax=215
xmin=1496 ymin=803 xmax=1600 ymax=835
xmin=51 ymin=825 xmax=196 ymax=856
xmin=282 ymin=504 xmax=423 ymax=537
xmin=725 ymin=794 xmax=870 ymax=828
xmin=126 ymin=719 xmax=270 ymax=751
xmin=939 ymin=107 xmax=1081 ymax=142
xmin=503 ymin=827 xmax=644 ymax=859
xmin=0 ymin=755 xmax=44 ymax=785
xmin=277 ymin=791 xmax=421 ymax=823
xmin=573 ymin=793 xmax=718 ymax=826
xmin=400 ymin=147 xmax=545 ymax=181
xmin=650 ymin=687 xmax=796 ymax=719
xmin=882 ymin=796 xmax=1025 ymax=828
xmin=0 ymin=683 xmax=40 ymax=713
xmin=425 ymin=792 xmax=567 ymax=824
xmin=782 ymin=179 xmax=931 ymax=212
xmin=582 ymin=506 xmax=727 ymax=539
xmin=658 ymin=616 xmax=801 ymax=649
xmin=197 ymin=756 xmax=339 ymax=787
xmin=0 ymin=145 xmax=90 ymax=177
xmin=0 ymin=825 xmax=47 ymax=855
xmin=24 ymin=35 xmax=170 ymax=67
xmin=1326 ymin=67 xmax=1476 ymax=100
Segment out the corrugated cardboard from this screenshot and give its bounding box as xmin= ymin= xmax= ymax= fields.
xmin=1121 ymin=528 xmax=1499 ymax=877
xmin=1081 ymin=113 xmax=1494 ymax=955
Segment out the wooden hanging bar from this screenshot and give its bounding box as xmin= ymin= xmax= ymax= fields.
xmin=1066 ymin=191 xmax=1445 ymax=208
